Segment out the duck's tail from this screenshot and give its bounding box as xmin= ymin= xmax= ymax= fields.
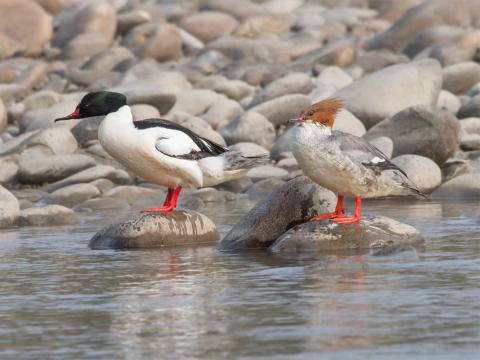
xmin=222 ymin=151 xmax=270 ymax=171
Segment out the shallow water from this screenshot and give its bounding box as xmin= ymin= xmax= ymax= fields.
xmin=0 ymin=198 xmax=479 ymax=359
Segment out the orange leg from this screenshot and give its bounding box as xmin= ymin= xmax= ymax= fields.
xmin=310 ymin=195 xmax=345 ymax=221
xmin=143 ymin=186 xmax=182 ymax=213
xmin=331 ymin=196 xmax=362 ymax=223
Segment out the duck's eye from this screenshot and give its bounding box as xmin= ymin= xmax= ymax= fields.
xmin=308 ymin=111 xmax=314 ymax=116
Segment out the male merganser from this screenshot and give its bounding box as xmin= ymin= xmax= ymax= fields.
xmin=291 ymin=98 xmax=425 ymax=224
xmin=55 ymin=91 xmax=268 ymax=212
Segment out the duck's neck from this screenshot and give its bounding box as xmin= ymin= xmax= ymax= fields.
xmin=103 ymin=105 xmax=134 ymax=127
xmin=98 ymin=105 xmax=135 ymax=148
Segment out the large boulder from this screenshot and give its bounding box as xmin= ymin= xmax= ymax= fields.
xmin=270 ymin=216 xmax=424 ymax=254
xmin=0 ymin=0 xmax=52 ymax=57
xmin=364 ymin=0 xmax=470 ymax=53
xmin=89 ymin=211 xmax=219 ymax=249
xmin=335 ymin=59 xmax=442 ymax=128
xmin=18 ymin=204 xmax=80 ymax=226
xmin=45 ymin=183 xmax=100 ymax=207
xmin=367 ymin=106 xmax=460 ymax=165
xmin=218 ymin=176 xmax=336 ymax=251
xmin=391 ymin=154 xmax=442 ymax=193
xmin=0 ymin=185 xmax=19 ymax=228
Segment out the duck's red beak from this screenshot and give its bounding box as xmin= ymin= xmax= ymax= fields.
xmin=55 ymin=107 xmax=80 ymax=122
xmin=289 ymin=115 xmax=305 ymax=124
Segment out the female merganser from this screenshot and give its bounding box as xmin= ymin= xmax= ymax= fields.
xmin=55 ymin=91 xmax=268 ymax=212
xmin=291 ymin=98 xmax=425 ymax=224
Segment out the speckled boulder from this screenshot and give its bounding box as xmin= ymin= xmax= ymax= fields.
xmin=89 ymin=211 xmax=220 ymax=249
xmin=219 ymin=176 xmax=336 ymax=251
xmin=270 ymin=216 xmax=424 ymax=254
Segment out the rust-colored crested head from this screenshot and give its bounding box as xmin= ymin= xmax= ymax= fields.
xmin=297 ymin=98 xmax=344 ymax=128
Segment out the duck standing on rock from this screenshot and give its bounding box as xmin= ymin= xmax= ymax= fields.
xmin=55 ymin=91 xmax=268 ymax=212
xmin=291 ymin=98 xmax=426 ymax=224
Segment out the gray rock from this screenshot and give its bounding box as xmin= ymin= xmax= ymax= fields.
xmin=270 ymin=127 xmax=295 ymax=160
xmin=117 ymin=9 xmax=152 ymax=35
xmin=247 ymin=165 xmax=288 ymax=181
xmin=432 ymin=173 xmax=480 ymax=199
xmin=316 ymin=66 xmax=353 ymax=90
xmin=0 ymin=156 xmax=18 ymax=184
xmin=130 ymin=104 xmax=160 ymax=120
xmin=368 ymin=137 xmax=394 ymax=159
xmin=42 ymin=165 xmax=128 ymax=193
xmin=197 ymin=75 xmax=254 ymax=101
xmin=202 ymin=97 xmax=244 ymax=129
xmin=364 ymin=0 xmax=470 ymax=52
xmin=243 ymin=177 xmax=286 ymax=199
xmin=367 ymin=106 xmax=460 ymax=165
xmin=460 ymin=117 xmax=480 ymax=135
xmin=21 ymin=100 xmax=78 ymax=131
xmin=332 ymin=108 xmax=366 ymax=137
xmin=191 ymin=187 xmax=226 ymax=203
xmin=436 ymin=90 xmax=461 ymax=114
xmin=23 ymin=90 xmax=61 ymax=111
xmin=219 ymin=111 xmax=276 ymax=148
xmin=0 ymin=185 xmax=19 ymax=228
xmin=392 ymin=154 xmax=442 ymax=193
xmin=442 ymin=62 xmax=480 ymax=95
xmin=0 ymin=99 xmax=7 ymax=132
xmin=180 ymin=11 xmax=238 ymax=42
xmin=460 ymin=133 xmax=480 ymax=151
xmin=0 ymin=131 xmax=38 ymax=157
xmin=354 ymin=49 xmax=410 ymax=74
xmin=270 ymin=216 xmax=424 ymax=254
xmin=168 ymin=89 xmax=219 ymax=116
xmin=18 ymin=205 xmax=80 ymax=226
xmin=249 ymin=94 xmax=311 ymax=127
xmin=402 ymin=25 xmax=464 ymax=58
xmin=70 ymin=116 xmax=103 ymax=146
xmin=89 ymin=178 xmax=115 ymax=194
xmin=89 ymin=211 xmax=219 ymax=249
xmin=24 ymin=125 xmax=78 ymax=155
xmin=249 ymin=73 xmax=314 ymax=107
xmin=219 ymin=176 xmax=336 ymax=250
xmin=458 ymin=95 xmax=480 ymax=118
xmin=46 ymin=183 xmax=100 ymax=207
xmin=335 ymin=59 xmax=442 ymax=128
xmin=83 ymin=47 xmax=135 ymax=72
xmin=17 ymin=153 xmax=96 ymax=184
xmin=102 ymin=186 xmax=166 ymax=208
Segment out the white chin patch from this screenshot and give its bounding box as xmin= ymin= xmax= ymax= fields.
xmin=370 ymin=156 xmax=385 ymax=164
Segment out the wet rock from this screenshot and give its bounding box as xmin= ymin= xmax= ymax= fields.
xmin=123 ymin=23 xmax=182 ymax=62
xmin=364 ymin=0 xmax=470 ymax=52
xmin=243 ymin=177 xmax=285 ymax=199
xmin=0 ymin=185 xmax=19 ymax=227
xmin=180 ymin=11 xmax=238 ymax=42
xmin=391 ymin=154 xmax=442 ymax=193
xmin=217 ymin=177 xmax=253 ymax=193
xmin=74 ymin=197 xmax=130 ymax=212
xmin=368 ymin=137 xmax=394 ymax=158
xmin=367 ymin=106 xmax=460 ymax=165
xmin=249 ymin=94 xmax=311 ymax=127
xmin=53 ymin=0 xmax=116 ymax=58
xmin=46 ymin=183 xmax=100 ymax=207
xmin=0 ymin=0 xmax=52 ymax=56
xmin=219 ymin=176 xmax=336 ymax=250
xmin=458 ymin=95 xmax=480 ymax=119
xmin=102 ymin=185 xmax=166 ymax=208
xmin=270 ymin=216 xmax=424 ymax=254
xmin=230 ymin=142 xmax=269 ymax=157
xmin=219 ymin=111 xmax=275 ymax=148
xmin=18 ymin=205 xmax=79 ymax=226
xmin=17 ymin=153 xmax=96 ymax=184
xmin=336 ymin=59 xmax=442 ymax=128
xmin=191 ymin=187 xmax=226 ymax=203
xmin=0 ymin=156 xmax=18 ymax=184
xmin=249 ymin=73 xmax=314 ymax=107
xmin=42 ymin=165 xmax=128 ymax=193
xmin=202 ymin=97 xmax=244 ymax=129
xmin=436 ymin=90 xmax=461 ymax=114
xmin=432 ymin=173 xmax=480 ymax=199
xmin=442 ymin=62 xmax=480 ymax=95
xmin=89 ymin=211 xmax=219 ymax=250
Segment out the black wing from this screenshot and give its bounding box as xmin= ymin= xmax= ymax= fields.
xmin=134 ymin=118 xmax=228 ymax=158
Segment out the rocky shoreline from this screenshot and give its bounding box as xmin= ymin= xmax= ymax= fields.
xmin=1 ymin=0 xmax=480 ymax=250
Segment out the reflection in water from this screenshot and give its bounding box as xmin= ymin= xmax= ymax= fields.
xmin=0 ymin=199 xmax=479 ymax=359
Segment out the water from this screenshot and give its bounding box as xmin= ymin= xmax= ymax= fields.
xmin=0 ymin=198 xmax=479 ymax=359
